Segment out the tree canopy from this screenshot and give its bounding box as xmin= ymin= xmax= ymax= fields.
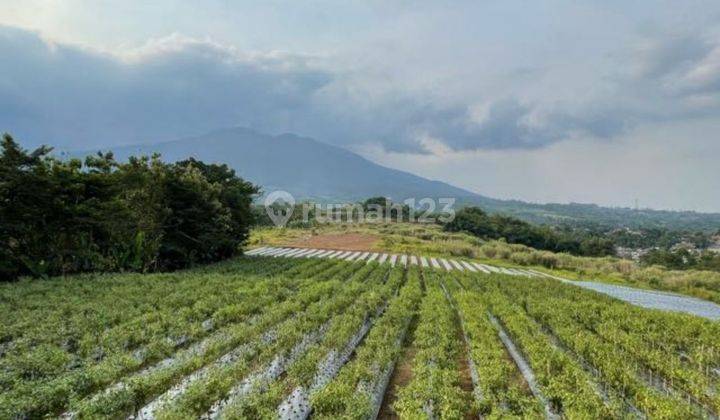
xmin=0 ymin=134 xmax=259 ymax=281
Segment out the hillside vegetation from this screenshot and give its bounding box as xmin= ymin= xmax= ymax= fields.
xmin=444 ymin=207 xmax=615 ymax=257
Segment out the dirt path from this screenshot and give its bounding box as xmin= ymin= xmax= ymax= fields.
xmin=443 ymin=281 xmax=479 ymax=419
xmin=377 ymin=321 xmax=418 ymax=420
xmin=287 ymin=232 xmax=380 ymax=251
xmin=455 ymin=323 xmax=478 ymax=419
xmin=375 ymin=268 xmax=425 ymax=419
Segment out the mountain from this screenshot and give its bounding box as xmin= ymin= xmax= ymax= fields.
xmin=68 ymin=127 xmax=720 ymax=231
xmin=71 ymin=127 xmax=487 ymax=203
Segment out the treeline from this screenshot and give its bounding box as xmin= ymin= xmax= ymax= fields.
xmin=253 ymin=196 xmax=412 ymax=227
xmin=0 ymin=134 xmax=258 ymax=281
xmin=641 ymin=248 xmax=720 ymax=272
xmin=443 ymin=207 xmax=615 ymax=257
xmin=491 ymin=201 xmax=720 ymax=232
xmin=554 ymin=222 xmax=716 ymax=250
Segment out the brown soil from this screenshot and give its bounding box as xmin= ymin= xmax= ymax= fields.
xmin=287 ymin=232 xmax=380 ymax=251
xmin=457 ymin=337 xmax=475 ymax=396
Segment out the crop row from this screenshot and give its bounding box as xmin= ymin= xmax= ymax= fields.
xmin=311 ymin=265 xmax=424 ymax=419
xmin=0 ymin=256 xmax=305 ymax=364
xmin=471 ymin=281 xmax=621 ymax=418
xmin=392 ymin=269 xmax=471 ymax=418
xmin=446 ymin=277 xmax=545 ymax=418
xmin=146 ymin=262 xmax=394 ymax=419
xmin=218 ymin=263 xmax=405 ymax=419
xmin=0 ymin=256 xmax=298 ymax=337
xmin=0 ymin=257 xmax=341 ymax=418
xmin=4 ymin=256 xmax=719 ymax=419
xmin=468 ymin=272 xmax=719 ymax=419
xmin=69 ymin=259 xmax=367 ymax=419
xmin=490 ymin=275 xmax=720 ymax=417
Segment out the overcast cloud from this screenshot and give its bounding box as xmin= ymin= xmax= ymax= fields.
xmin=1 ymin=1 xmax=719 ymax=210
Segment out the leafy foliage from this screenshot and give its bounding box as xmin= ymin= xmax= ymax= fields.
xmin=252 ymin=196 xmax=412 ymax=228
xmin=0 ymin=134 xmax=259 ymax=280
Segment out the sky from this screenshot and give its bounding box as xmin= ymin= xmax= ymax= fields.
xmin=1 ymin=1 xmax=719 ymax=212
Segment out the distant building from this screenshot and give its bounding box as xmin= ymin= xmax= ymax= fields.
xmin=616 ymin=246 xmax=654 ymax=261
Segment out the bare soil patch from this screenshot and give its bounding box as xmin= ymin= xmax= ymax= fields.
xmin=287 ymin=232 xmax=380 ymax=251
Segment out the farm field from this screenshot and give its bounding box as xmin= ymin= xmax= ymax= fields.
xmin=249 ymin=246 xmax=720 ymax=320
xmin=250 ymin=223 xmax=720 ymax=304
xmin=2 ymin=254 xmax=720 ymax=419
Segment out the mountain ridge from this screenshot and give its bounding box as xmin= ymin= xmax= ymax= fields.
xmin=70 ymin=126 xmax=489 ymax=202
xmin=67 ymin=127 xmax=720 ymax=231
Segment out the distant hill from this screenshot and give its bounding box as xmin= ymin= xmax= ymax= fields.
xmin=482 ymin=201 xmax=720 ymax=232
xmin=68 ymin=127 xmax=720 ymax=231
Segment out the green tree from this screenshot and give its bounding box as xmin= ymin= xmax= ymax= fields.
xmin=0 ymin=134 xmax=259 ymax=281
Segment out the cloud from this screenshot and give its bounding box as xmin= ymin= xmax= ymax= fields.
xmin=3 ymin=21 xmax=720 ymax=156
xmin=362 ymin=117 xmax=720 ymax=212
xmin=622 ymin=32 xmax=720 ymax=111
xmin=0 ymin=25 xmax=333 ymax=149
xmin=0 ymin=24 xmax=631 ymax=153
xmin=629 ymin=35 xmax=711 ymax=80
